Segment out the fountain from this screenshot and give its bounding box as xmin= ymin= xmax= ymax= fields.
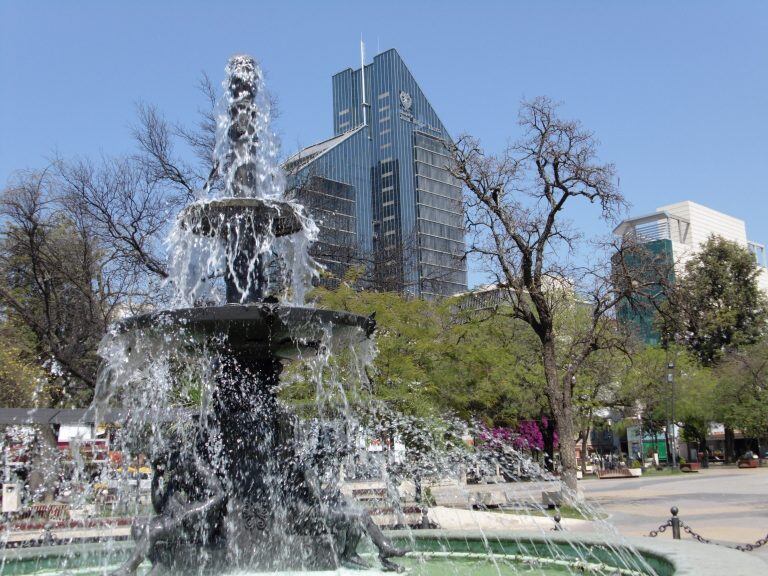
xmin=96 ymin=54 xmax=408 ymax=575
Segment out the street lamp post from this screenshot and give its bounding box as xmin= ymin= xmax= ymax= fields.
xmin=637 ymin=411 xmax=644 ymax=470
xmin=667 ymin=361 xmax=676 ymax=468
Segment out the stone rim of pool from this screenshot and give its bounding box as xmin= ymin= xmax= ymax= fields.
xmin=2 ymin=530 xmax=765 ymax=575
xmin=398 ymin=530 xmax=767 ymax=575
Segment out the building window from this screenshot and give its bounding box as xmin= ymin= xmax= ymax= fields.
xmin=749 ymin=242 xmax=767 ymax=267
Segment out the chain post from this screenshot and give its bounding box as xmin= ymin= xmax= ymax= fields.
xmin=420 ymin=507 xmax=430 ymax=530
xmin=670 ymin=506 xmax=681 ymax=540
xmin=552 ymin=513 xmax=563 ymax=531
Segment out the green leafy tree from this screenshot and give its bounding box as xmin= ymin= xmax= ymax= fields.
xmin=572 ymin=347 xmax=627 ymax=473
xmin=716 ymin=341 xmax=768 ymax=446
xmin=662 ymin=236 xmax=767 ymax=367
xmin=619 ymin=346 xmax=671 ymax=442
xmin=0 ymin=319 xmax=48 ymax=407
xmin=619 ymin=344 xmax=716 ymax=462
xmin=302 ymin=276 xmax=543 ymax=425
xmin=659 ymin=236 xmax=767 ymax=460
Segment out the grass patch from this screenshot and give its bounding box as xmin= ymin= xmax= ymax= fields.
xmin=578 ymin=467 xmax=685 ymax=480
xmin=639 ymin=467 xmax=684 ymax=477
xmin=492 ymin=505 xmax=605 ymax=521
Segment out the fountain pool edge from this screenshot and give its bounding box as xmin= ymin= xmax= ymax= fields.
xmin=386 ymin=529 xmax=767 ymax=576
xmin=2 ymin=531 xmax=765 ymax=574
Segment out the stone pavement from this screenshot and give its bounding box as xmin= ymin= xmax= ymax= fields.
xmin=420 ymin=466 xmax=767 ymax=566
xmin=576 ymin=466 xmax=768 ymax=563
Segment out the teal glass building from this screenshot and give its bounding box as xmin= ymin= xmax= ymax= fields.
xmin=286 ymin=49 xmax=467 ymax=297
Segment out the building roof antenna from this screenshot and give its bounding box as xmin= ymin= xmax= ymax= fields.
xmin=360 ymin=36 xmax=370 ymax=128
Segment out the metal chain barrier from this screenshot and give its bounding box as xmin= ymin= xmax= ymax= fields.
xmin=646 ymin=519 xmax=672 ymax=538
xmin=735 ymin=535 xmax=768 ymax=552
xmin=678 ymin=521 xmax=713 ymax=544
xmin=646 ymin=506 xmax=768 ymax=551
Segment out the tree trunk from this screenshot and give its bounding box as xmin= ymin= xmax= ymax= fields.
xmin=541 ymin=413 xmax=556 ymax=473
xmin=28 ymin=425 xmax=59 ymax=503
xmin=541 ymin=338 xmax=579 ymax=497
xmin=556 ymin=413 xmax=579 ymax=496
xmin=580 ymin=427 xmax=590 ymax=475
xmin=699 ymin=432 xmax=709 ymax=469
xmin=724 ymin=426 xmax=736 ymax=463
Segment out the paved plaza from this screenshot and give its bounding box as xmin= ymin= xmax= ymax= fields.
xmin=426 ymin=466 xmax=768 ymax=566
xmin=579 ymin=466 xmax=768 ymax=562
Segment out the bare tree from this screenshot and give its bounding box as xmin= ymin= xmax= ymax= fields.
xmin=0 ymin=170 xmax=112 ymax=400
xmin=0 ymin=74 xmax=222 ymax=403
xmin=449 ymin=97 xmax=646 ymax=495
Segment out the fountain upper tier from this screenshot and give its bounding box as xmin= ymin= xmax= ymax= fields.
xmin=167 ymin=54 xmax=319 ymax=306
xmin=179 ymin=198 xmax=303 ymax=239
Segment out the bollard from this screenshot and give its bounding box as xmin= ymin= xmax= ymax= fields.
xmin=670 ymin=506 xmax=681 ymax=540
xmin=553 ymin=513 xmax=563 ymax=531
xmin=41 ymin=523 xmax=55 ymax=546
xmin=420 ymin=507 xmax=430 ymax=530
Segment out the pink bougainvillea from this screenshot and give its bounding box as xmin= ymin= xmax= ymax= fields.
xmin=513 ymin=420 xmax=544 ymax=451
xmin=476 ymin=420 xmax=557 ymax=453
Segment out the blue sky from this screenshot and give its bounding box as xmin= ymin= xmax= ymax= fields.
xmin=2 ymin=1 xmax=766 ymax=286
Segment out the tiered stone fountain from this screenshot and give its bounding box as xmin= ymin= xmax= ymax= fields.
xmin=108 ymin=55 xmax=406 ymax=574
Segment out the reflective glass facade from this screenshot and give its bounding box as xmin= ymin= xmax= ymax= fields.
xmin=614 ymin=239 xmax=676 ymax=344
xmin=287 ymin=175 xmax=357 ymax=287
xmin=288 ymin=49 xmax=467 ymax=297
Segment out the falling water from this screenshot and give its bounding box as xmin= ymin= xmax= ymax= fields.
xmin=167 ymin=54 xmax=319 ymax=308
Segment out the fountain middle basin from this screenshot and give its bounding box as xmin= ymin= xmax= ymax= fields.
xmin=115 ymin=304 xmax=375 ymax=360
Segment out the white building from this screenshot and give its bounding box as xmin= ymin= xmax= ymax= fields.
xmin=614 ymin=200 xmax=768 ymax=293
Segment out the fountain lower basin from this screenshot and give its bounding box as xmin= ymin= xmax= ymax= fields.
xmin=5 ymin=530 xmax=764 ymax=576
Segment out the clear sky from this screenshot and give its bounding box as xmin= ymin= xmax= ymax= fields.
xmin=2 ymin=1 xmax=766 ymax=287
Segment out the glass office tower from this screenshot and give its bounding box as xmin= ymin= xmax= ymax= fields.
xmin=286 ymin=49 xmax=467 ymax=297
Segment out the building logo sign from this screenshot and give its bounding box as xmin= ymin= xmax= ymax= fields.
xmin=399 ymin=90 xmax=413 ymax=111
xmin=398 ymin=89 xmax=442 ymax=137
xmin=398 ymin=90 xmax=415 ymax=123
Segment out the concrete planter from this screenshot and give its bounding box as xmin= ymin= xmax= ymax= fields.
xmin=737 ymin=458 xmax=759 ymax=469
xmin=628 ymin=467 xmax=642 ymax=477
xmin=680 ymin=462 xmax=701 ymax=472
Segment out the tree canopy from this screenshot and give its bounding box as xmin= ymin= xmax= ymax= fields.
xmin=662 ymin=236 xmax=767 ymax=366
xmin=295 ymin=275 xmax=546 ymax=427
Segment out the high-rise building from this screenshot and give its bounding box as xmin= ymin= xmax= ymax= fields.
xmin=285 ymin=49 xmax=467 ymax=297
xmin=613 ymin=200 xmax=768 ymax=341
